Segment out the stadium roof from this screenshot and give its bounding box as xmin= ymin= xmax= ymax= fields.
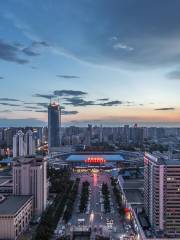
xmin=66 ymin=154 xmax=124 ymax=162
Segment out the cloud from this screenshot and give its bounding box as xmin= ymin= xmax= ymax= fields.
xmin=63 ymin=97 xmax=124 ymax=107
xmin=0 ymin=98 xmax=20 ymax=102
xmin=63 ymin=97 xmax=95 ymax=107
xmin=109 ymin=36 xmax=118 ymax=41
xmin=54 ymin=90 xmax=87 ymax=97
xmin=56 ymin=75 xmax=80 ymax=79
xmin=0 ymin=110 xmax=12 ymax=113
xmin=0 ymin=39 xmax=29 ymax=64
xmin=32 ymin=41 xmax=49 ymax=47
xmin=22 ymin=47 xmax=40 ymax=56
xmin=25 ymin=106 xmax=42 ymax=110
xmin=22 ymin=41 xmax=49 ymax=57
xmin=0 ymin=77 xmax=4 ymax=79
xmin=154 ymin=107 xmax=175 ymax=111
xmin=98 ymin=100 xmax=122 ymax=106
xmin=166 ymin=70 xmax=180 ymax=80
xmin=16 ymin=109 xmax=33 ymax=112
xmin=31 ymin=66 xmax=38 ymax=69
xmin=112 ymin=42 xmax=134 ymax=51
xmin=62 ymin=110 xmax=78 ymax=115
xmin=0 ymin=38 xmax=50 ymax=65
xmin=4 ymin=1 xmax=180 ymax=68
xmin=36 ymin=102 xmax=49 ymax=108
xmin=33 ymin=93 xmax=54 ymax=99
xmin=35 ymin=110 xmax=48 ymax=113
xmin=0 ymin=102 xmax=21 ymax=107
xmin=97 ymin=98 xmax=109 ymax=101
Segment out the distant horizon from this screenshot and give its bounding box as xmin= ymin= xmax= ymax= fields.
xmin=0 ymin=119 xmax=180 ymax=128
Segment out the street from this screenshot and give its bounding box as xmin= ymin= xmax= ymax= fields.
xmin=68 ymin=171 xmax=126 ymax=239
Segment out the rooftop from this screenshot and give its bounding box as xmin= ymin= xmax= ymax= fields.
xmin=0 ymin=195 xmax=32 ymax=215
xmin=145 ymin=152 xmax=180 ymax=166
xmin=123 ymin=179 xmax=144 ymax=189
xmin=66 ymin=154 xmax=124 ymax=162
xmin=13 ymin=156 xmax=46 ymax=166
xmin=124 ymin=189 xmax=143 ymax=205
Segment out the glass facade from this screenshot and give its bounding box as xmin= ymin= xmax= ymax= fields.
xmin=48 ymin=104 xmax=60 ymax=148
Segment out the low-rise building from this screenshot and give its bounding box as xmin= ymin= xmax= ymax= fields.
xmin=0 ymin=195 xmax=33 ymax=240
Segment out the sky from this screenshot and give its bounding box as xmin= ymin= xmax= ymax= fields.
xmin=0 ymin=0 xmax=180 ymax=127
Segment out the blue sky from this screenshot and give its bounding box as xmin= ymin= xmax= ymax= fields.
xmin=0 ymin=0 xmax=180 ymax=127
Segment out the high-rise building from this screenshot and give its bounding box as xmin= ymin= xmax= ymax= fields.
xmin=4 ymin=128 xmax=16 ymax=147
xmin=13 ymin=130 xmax=25 ymax=158
xmin=48 ymin=103 xmax=60 ymax=150
xmin=13 ymin=156 xmax=47 ymax=216
xmin=123 ymin=125 xmax=130 ymax=143
xmin=13 ymin=130 xmax=35 ymax=158
xmin=99 ymin=124 xmax=103 ymax=143
xmin=24 ymin=130 xmax=35 ymax=156
xmin=144 ymin=152 xmax=180 ymax=237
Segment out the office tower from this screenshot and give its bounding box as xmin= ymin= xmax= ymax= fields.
xmin=48 ymin=103 xmax=60 ymax=149
xmin=144 ymin=152 xmax=180 ymax=237
xmin=100 ymin=124 xmax=103 ymax=143
xmin=143 ymin=127 xmax=148 ymax=140
xmin=0 ymin=128 xmax=4 ymax=144
xmin=24 ymin=130 xmax=35 ymax=156
xmin=13 ymin=156 xmax=47 ymax=216
xmin=4 ymin=128 xmax=16 ymax=147
xmin=156 ymin=127 xmax=165 ymax=139
xmin=123 ymin=125 xmax=130 ymax=143
xmin=13 ymin=130 xmax=25 ymax=158
xmin=42 ymin=126 xmax=48 ymax=143
xmin=87 ymin=124 xmax=92 ymax=136
xmin=131 ymin=127 xmax=144 ymax=145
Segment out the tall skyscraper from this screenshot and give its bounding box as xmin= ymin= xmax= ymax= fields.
xmin=144 ymin=152 xmax=180 ymax=237
xmin=48 ymin=103 xmax=60 ymax=150
xmin=13 ymin=130 xmax=25 ymax=158
xmin=13 ymin=156 xmax=47 ymax=216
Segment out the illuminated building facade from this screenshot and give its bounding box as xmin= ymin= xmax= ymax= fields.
xmin=66 ymin=154 xmax=124 ymax=168
xmin=144 ymin=153 xmax=180 ymax=237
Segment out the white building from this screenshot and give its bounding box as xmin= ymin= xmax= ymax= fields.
xmin=13 ymin=130 xmax=35 ymax=158
xmin=13 ymin=156 xmax=47 ymax=216
xmin=0 ymin=195 xmax=33 ymax=240
xmin=24 ymin=130 xmax=35 ymax=156
xmin=13 ymin=130 xmax=25 ymax=158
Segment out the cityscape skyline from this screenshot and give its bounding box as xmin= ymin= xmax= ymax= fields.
xmin=0 ymin=0 xmax=180 ymax=127
xmin=1 ymin=2 xmax=180 ymax=239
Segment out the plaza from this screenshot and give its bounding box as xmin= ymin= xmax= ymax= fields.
xmin=54 ymin=169 xmax=136 ymax=240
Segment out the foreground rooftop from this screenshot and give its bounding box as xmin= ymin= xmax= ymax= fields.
xmin=0 ymin=195 xmax=32 ymax=215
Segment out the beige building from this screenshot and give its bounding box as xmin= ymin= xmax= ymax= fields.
xmin=0 ymin=195 xmax=33 ymax=240
xmin=13 ymin=156 xmax=47 ymax=216
xmin=144 ymin=152 xmax=180 ymax=238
